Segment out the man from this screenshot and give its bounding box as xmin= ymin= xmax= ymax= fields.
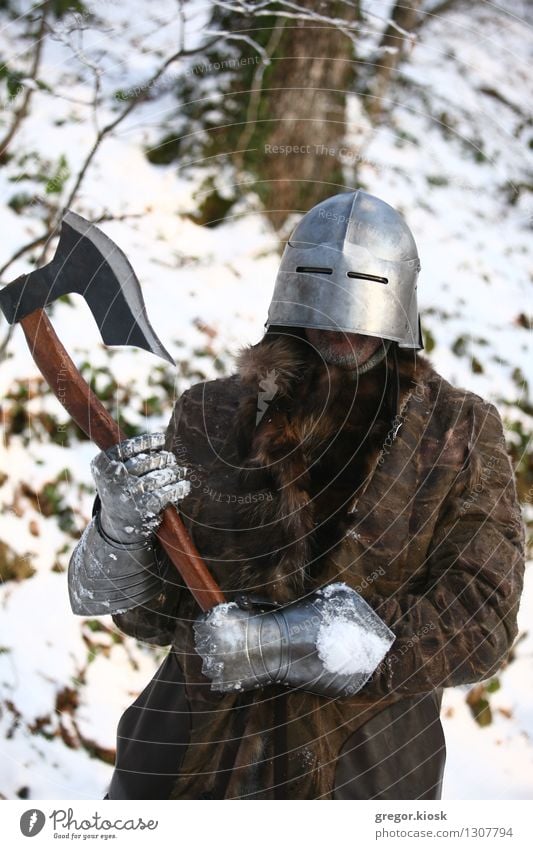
xmin=68 ymin=189 xmax=525 ymax=800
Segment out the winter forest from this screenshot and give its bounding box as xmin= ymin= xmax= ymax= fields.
xmin=0 ymin=0 xmax=531 ymax=800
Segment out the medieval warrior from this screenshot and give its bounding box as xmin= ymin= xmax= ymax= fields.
xmin=68 ymin=190 xmax=525 ymax=800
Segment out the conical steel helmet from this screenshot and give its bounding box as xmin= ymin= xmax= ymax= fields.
xmin=266 ymin=189 xmax=423 ymax=349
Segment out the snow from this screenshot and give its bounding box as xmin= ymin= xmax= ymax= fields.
xmin=195 ymin=601 xmax=244 ymax=685
xmin=317 ymin=581 xmax=353 ymax=599
xmin=0 ymin=573 xmax=87 ymax=718
xmin=316 ymin=619 xmax=391 ymax=676
xmin=315 ymin=583 xmax=395 ymax=677
xmin=441 ymin=562 xmax=533 ymax=800
xmin=207 ymin=601 xmax=239 ymax=627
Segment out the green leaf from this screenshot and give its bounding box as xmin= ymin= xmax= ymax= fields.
xmin=452 ymin=335 xmax=467 ymax=357
xmin=84 ymin=619 xmax=106 ymax=633
xmin=6 ymin=71 xmax=24 ymax=98
xmin=45 ymin=153 xmax=70 ymax=195
xmin=470 ymin=697 xmax=492 ymax=727
xmin=52 ymin=0 xmax=87 ymax=18
xmin=421 ymin=326 xmax=435 ymax=354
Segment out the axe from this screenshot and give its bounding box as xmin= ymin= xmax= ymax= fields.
xmin=0 ymin=210 xmax=225 ymax=612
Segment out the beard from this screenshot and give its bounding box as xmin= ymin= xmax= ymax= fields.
xmin=305 ymin=330 xmax=387 ymax=370
xmin=314 ymin=342 xmax=360 ymax=367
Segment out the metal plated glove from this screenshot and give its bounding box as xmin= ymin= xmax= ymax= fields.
xmin=193 ymin=583 xmax=396 ymax=698
xmin=68 ymin=433 xmax=190 ymax=616
xmin=90 ymin=433 xmax=190 ymax=544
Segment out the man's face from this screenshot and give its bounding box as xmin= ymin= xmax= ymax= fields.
xmin=304 ymin=328 xmax=384 ymax=369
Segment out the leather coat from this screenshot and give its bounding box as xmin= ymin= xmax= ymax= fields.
xmin=105 ymin=336 xmax=525 ymax=799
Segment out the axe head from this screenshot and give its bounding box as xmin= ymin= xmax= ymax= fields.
xmin=0 ymin=210 xmax=175 ymax=365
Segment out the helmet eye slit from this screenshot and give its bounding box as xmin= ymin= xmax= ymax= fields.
xmin=296 ymin=266 xmax=333 ymax=274
xmin=347 ymin=272 xmax=388 ymax=285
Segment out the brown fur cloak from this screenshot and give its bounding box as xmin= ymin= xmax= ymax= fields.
xmin=109 ymin=332 xmax=525 ymax=800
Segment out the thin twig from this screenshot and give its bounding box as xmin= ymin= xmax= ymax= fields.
xmin=60 ymin=36 xmax=220 ymax=218
xmin=0 ymin=1 xmax=50 ymax=158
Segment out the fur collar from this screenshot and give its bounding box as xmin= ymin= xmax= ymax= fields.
xmin=223 ymin=333 xmax=432 ymax=602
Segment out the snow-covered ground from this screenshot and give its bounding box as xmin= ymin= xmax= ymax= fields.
xmin=0 ymin=0 xmax=531 ymax=799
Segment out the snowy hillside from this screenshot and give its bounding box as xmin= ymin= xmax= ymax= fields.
xmin=0 ymin=0 xmax=531 ymax=799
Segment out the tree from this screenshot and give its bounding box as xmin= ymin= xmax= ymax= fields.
xmin=146 ymin=1 xmax=425 ymax=231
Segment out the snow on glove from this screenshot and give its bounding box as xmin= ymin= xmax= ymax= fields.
xmin=193 ymin=583 xmax=396 ymax=698
xmin=90 ymin=432 xmax=190 ymax=545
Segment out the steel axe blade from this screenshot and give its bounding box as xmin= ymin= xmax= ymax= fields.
xmin=0 ymin=210 xmax=174 ymax=365
xmin=0 ymin=211 xmax=224 ymax=611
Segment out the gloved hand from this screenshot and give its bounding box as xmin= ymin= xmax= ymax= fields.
xmin=193 ymin=583 xmax=395 ymax=698
xmin=90 ymin=433 xmax=190 ymax=545
xmin=68 ymin=433 xmax=191 ymax=617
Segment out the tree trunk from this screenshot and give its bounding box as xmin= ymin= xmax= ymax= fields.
xmin=366 ymin=0 xmax=422 ymax=122
xmin=247 ymin=1 xmax=360 ymax=230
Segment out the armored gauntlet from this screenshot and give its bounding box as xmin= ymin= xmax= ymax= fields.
xmin=193 ymin=583 xmax=396 ymax=698
xmin=68 ymin=433 xmax=190 ymax=616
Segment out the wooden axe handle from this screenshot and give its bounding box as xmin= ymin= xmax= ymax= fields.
xmin=20 ymin=308 xmax=226 ymax=612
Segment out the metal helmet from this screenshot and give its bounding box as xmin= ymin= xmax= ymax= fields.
xmin=266 ymin=189 xmax=423 ymax=349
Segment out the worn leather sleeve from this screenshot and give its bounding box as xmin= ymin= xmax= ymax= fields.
xmin=362 ymin=398 xmax=526 ymax=696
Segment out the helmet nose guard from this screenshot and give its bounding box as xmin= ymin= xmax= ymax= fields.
xmin=266 ymin=190 xmax=423 ymax=350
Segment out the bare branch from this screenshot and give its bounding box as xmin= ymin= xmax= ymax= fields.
xmin=0 ymin=0 xmax=50 ymax=159
xmin=0 ymin=232 xmax=50 ymax=279
xmin=365 ymin=1 xmax=422 ymax=121
xmin=93 ymin=211 xmax=149 ymax=224
xmin=177 ymin=0 xmax=186 ymax=53
xmin=210 ymin=0 xmax=360 ymax=45
xmin=60 ymin=34 xmax=220 ymax=220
